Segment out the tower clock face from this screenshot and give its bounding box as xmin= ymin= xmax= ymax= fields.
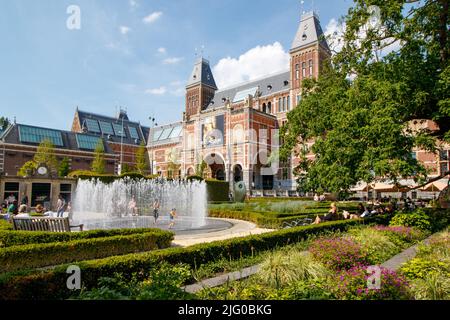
xmin=37 ymin=166 xmax=48 ymax=175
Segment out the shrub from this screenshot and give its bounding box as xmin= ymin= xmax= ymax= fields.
xmin=348 ymin=227 xmax=400 ymax=264
xmin=0 ymin=231 xmax=174 ymax=273
xmin=258 ymin=250 xmax=331 ymax=288
xmin=390 ymin=209 xmax=432 ymax=231
xmin=185 ymin=175 xmax=204 ymax=182
xmin=0 ymin=220 xmax=12 ymax=231
xmin=76 ymin=263 xmax=193 ymax=300
xmin=372 ymin=226 xmax=425 ymax=246
xmin=0 ymin=219 xmax=364 ymax=300
xmin=206 ymin=179 xmax=229 ymax=202
xmin=309 ymin=238 xmax=369 ymax=271
xmin=332 ymin=266 xmax=412 ymax=300
xmin=0 ymin=228 xmax=165 ymax=248
xmin=400 ymin=258 xmax=449 ymax=280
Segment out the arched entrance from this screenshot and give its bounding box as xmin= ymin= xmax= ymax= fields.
xmin=204 ymin=153 xmax=226 ymax=181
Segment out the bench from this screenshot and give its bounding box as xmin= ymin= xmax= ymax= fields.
xmin=12 ymin=217 xmax=84 ymax=232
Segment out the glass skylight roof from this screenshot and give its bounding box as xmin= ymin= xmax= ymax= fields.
xmin=152 ymin=129 xmax=163 ymax=142
xmin=84 ymin=119 xmax=101 ymax=133
xmin=99 ymin=121 xmax=114 ymax=135
xmin=76 ymin=134 xmax=103 ymax=150
xmin=168 ymin=125 xmax=182 ymax=139
xmin=158 ymin=127 xmax=173 ymax=141
xmin=233 ymin=87 xmax=259 ymax=103
xmin=128 ymin=126 xmax=140 ymax=139
xmin=18 ymin=125 xmax=64 ymax=147
xmin=112 ymin=123 xmax=126 ymax=137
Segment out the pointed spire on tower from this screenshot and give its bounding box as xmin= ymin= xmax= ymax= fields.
xmin=291 ymin=10 xmax=330 ymax=53
xmin=186 ymin=55 xmax=217 ymax=90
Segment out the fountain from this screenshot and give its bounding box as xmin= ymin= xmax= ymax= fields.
xmin=71 ymin=178 xmax=231 ymax=232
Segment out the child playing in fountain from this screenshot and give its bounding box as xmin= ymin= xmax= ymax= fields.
xmin=152 ymin=199 xmax=160 ymax=226
xmin=128 ymin=196 xmax=138 ymax=216
xmin=168 ymin=208 xmax=177 ymax=229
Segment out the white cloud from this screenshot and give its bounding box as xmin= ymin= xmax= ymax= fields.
xmin=324 ymin=18 xmax=346 ymax=54
xmin=145 ymin=86 xmax=167 ymax=95
xmin=163 ymin=57 xmax=183 ymax=65
xmin=129 ymin=0 xmax=138 ymax=8
xmin=119 ymin=26 xmax=131 ymax=35
xmin=212 ymin=42 xmax=289 ymax=89
xmin=324 ymin=18 xmax=401 ymax=57
xmin=143 ymin=11 xmax=163 ymax=24
xmin=157 ymin=47 xmax=167 ymax=54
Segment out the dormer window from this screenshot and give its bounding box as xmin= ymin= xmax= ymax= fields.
xmin=222 ymin=97 xmax=227 ymax=103
xmin=302 ymin=33 xmax=307 ymax=41
xmin=267 ymin=85 xmax=272 ymax=91
xmin=284 ymin=80 xmax=289 ymax=86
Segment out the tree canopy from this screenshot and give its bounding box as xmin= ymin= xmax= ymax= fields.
xmin=280 ymin=0 xmax=449 ymax=193
xmin=91 ymin=140 xmax=106 ymax=174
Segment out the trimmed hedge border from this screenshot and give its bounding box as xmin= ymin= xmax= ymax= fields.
xmin=0 ymin=218 xmax=377 ymax=300
xmin=209 ymin=209 xmax=332 ymax=228
xmin=0 ymin=230 xmax=174 ymax=273
xmin=0 ymin=228 xmax=164 ymax=248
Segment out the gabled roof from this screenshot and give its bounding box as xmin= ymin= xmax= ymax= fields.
xmin=291 ymin=11 xmax=330 ymax=52
xmin=205 ymin=70 xmax=290 ymax=110
xmin=186 ymin=57 xmax=217 ymax=89
xmin=75 ymin=109 xmax=148 ymax=146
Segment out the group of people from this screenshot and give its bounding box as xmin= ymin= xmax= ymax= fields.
xmin=1 ymin=193 xmax=70 ymax=220
xmin=312 ymin=200 xmax=397 ymax=224
xmin=128 ymin=197 xmax=178 ymax=229
xmin=1 ymin=193 xmax=29 ymax=217
xmin=313 ymin=194 xmax=326 ymax=202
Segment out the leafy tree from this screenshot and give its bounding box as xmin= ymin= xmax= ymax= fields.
xmin=0 ymin=117 xmax=10 ymax=131
xmin=58 ymin=157 xmax=71 ymax=177
xmin=281 ymin=0 xmax=449 ymax=193
xmin=34 ymin=139 xmax=58 ymax=172
xmin=135 ymin=142 xmax=148 ymax=174
xmin=195 ymin=160 xmax=207 ymax=178
xmin=17 ymin=161 xmax=37 ymax=177
xmin=91 ymin=140 xmax=106 ymax=174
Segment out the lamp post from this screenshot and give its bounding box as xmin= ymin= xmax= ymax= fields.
xmin=148 ymin=116 xmax=158 ymax=175
xmin=117 ymin=111 xmax=125 ymax=175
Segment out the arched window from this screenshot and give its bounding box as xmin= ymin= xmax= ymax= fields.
xmin=278 ymin=98 xmax=282 ymax=112
xmin=302 ymin=62 xmax=306 ymax=78
xmin=295 ymin=64 xmax=300 ymax=80
xmin=283 ymin=97 xmax=286 ymax=112
xmin=268 ymin=102 xmax=272 ymax=114
xmin=287 ymin=96 xmax=290 ymax=111
xmin=262 ymin=103 xmax=267 ymax=113
xmin=309 ymin=60 xmax=313 ymax=77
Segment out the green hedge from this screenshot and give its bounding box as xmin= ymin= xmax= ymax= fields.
xmin=208 ymin=209 xmax=317 ymax=228
xmin=0 ymin=218 xmax=379 ymax=300
xmin=0 ymin=228 xmax=164 ymax=248
xmin=0 ymin=230 xmax=173 ymax=273
xmin=206 ymin=179 xmax=229 ymax=202
xmin=0 ymin=220 xmax=12 ymax=231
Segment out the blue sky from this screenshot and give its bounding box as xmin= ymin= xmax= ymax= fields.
xmin=0 ymin=0 xmax=353 ymax=130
